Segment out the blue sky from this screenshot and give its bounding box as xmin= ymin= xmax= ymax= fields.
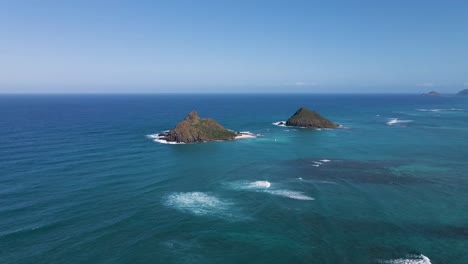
xmin=1 ymin=0 xmax=467 ymax=93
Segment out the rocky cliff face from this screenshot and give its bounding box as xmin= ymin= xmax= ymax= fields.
xmin=285 ymin=107 xmax=338 ymax=128
xmin=162 ymin=111 xmax=237 ymax=143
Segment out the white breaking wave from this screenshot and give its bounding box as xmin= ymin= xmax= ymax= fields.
xmin=230 ymin=180 xmax=271 ymax=190
xmin=265 ymin=190 xmax=315 ymax=200
xmin=386 ymin=118 xmax=413 ymax=126
xmin=147 ymin=130 xmax=258 ymax=144
xmin=320 ymin=159 xmax=331 ymax=162
xmin=146 ymin=134 xmax=185 ymax=144
xmin=226 ymin=181 xmax=271 ymax=191
xmin=235 ymin=131 xmax=258 ymax=139
xmin=163 ymin=192 xmax=231 ymax=217
xmin=273 ymin=121 xmax=342 ymax=130
xmin=380 ymin=254 xmax=431 ymax=264
xmin=416 ymin=108 xmax=443 ymax=112
xmin=228 ymin=181 xmax=313 ymax=200
xmin=417 ymin=108 xmax=463 ymax=112
xmin=272 ymin=121 xmax=287 ymax=127
xmin=249 ymin=180 xmax=271 ymax=188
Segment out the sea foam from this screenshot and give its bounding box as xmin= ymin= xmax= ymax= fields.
xmin=147 ymin=130 xmax=258 ymax=144
xmin=249 ymin=180 xmax=271 ymax=188
xmin=272 ymin=121 xmax=287 ymax=127
xmin=386 ymin=118 xmax=413 ymax=126
xmin=235 ymin=131 xmax=258 ymax=139
xmin=163 ymin=192 xmax=230 ymax=216
xmin=265 ymin=190 xmax=315 ymax=200
xmin=380 ymin=254 xmax=431 ymax=264
xmin=230 ymin=180 xmax=271 ymax=190
xmin=146 ymin=134 xmax=185 ymax=144
xmin=417 ymin=108 xmax=463 ymax=112
xmin=229 ymin=181 xmax=313 ymax=200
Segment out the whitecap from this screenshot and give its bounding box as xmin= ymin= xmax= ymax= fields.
xmin=228 ymin=181 xmax=313 ymax=201
xmin=314 ymin=180 xmax=337 ymax=184
xmin=272 ymin=121 xmax=287 ymax=127
xmin=146 ymin=134 xmax=185 ymax=144
xmin=312 ymin=164 xmax=320 ymax=167
xmin=320 ymin=159 xmax=331 ymax=163
xmin=235 ymin=131 xmax=257 ymax=139
xmin=163 ymin=192 xmax=230 ymax=217
xmin=380 ymin=254 xmax=431 ymax=264
xmin=147 ymin=130 xmax=257 ymax=144
xmin=313 ymin=161 xmax=323 ymax=165
xmin=417 ymin=108 xmax=442 ymax=112
xmin=249 ymin=180 xmax=271 ymax=188
xmin=230 ymin=180 xmax=271 ymax=190
xmin=417 ymin=108 xmax=463 ymax=112
xmin=386 ymin=118 xmax=413 ymax=126
xmin=265 ymin=190 xmax=315 ymax=200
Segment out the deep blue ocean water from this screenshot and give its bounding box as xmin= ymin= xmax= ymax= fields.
xmin=1 ymin=94 xmax=468 ymax=263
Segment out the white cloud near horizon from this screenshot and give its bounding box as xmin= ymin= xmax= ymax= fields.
xmin=293 ymin=82 xmax=318 ymax=86
xmin=417 ymin=82 xmax=434 ymax=87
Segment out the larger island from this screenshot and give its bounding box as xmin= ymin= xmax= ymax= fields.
xmin=157 ymin=111 xmax=251 ymax=143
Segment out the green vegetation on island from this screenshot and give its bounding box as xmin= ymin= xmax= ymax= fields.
xmin=161 ymin=111 xmax=238 ymax=143
xmin=285 ymin=107 xmax=338 ymax=128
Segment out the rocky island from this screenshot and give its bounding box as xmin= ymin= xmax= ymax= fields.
xmin=155 ymin=111 xmax=252 ymax=143
xmin=285 ymin=107 xmax=338 ymax=128
xmin=457 ymin=89 xmax=468 ymax=96
xmin=422 ymin=91 xmax=441 ymax=97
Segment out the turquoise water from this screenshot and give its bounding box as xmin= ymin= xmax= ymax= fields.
xmin=1 ymin=94 xmax=468 ymax=263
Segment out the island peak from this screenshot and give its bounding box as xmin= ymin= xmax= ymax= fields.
xmin=156 ymin=111 xmax=250 ymax=143
xmin=422 ymin=91 xmax=441 ymax=97
xmin=285 ymin=107 xmax=338 ymax=128
xmin=184 ymin=110 xmax=200 ymax=121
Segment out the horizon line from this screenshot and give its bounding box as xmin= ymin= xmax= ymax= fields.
xmin=0 ymin=92 xmax=464 ymax=95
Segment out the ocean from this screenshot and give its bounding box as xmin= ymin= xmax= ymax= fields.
xmin=1 ymin=94 xmax=467 ymax=263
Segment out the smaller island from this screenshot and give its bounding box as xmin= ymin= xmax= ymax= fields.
xmin=156 ymin=111 xmax=252 ymax=143
xmin=285 ymin=107 xmax=338 ymax=128
xmin=457 ymin=89 xmax=468 ymax=96
xmin=422 ymin=91 xmax=441 ymax=97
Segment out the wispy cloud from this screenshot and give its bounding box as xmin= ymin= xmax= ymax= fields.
xmin=417 ymin=82 xmax=434 ymax=87
xmin=292 ymin=82 xmax=318 ymax=86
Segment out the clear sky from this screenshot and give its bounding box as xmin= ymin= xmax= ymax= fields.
xmin=1 ymin=0 xmax=467 ymax=93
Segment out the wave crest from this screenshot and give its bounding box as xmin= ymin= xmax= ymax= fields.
xmin=265 ymin=190 xmax=315 ymax=200
xmin=386 ymin=118 xmax=413 ymax=126
xmin=380 ymin=254 xmax=431 ymax=264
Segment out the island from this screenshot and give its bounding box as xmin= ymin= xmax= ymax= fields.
xmin=422 ymin=91 xmax=441 ymax=97
xmin=457 ymin=89 xmax=468 ymax=96
xmin=157 ymin=111 xmax=249 ymax=143
xmin=285 ymin=107 xmax=338 ymax=128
